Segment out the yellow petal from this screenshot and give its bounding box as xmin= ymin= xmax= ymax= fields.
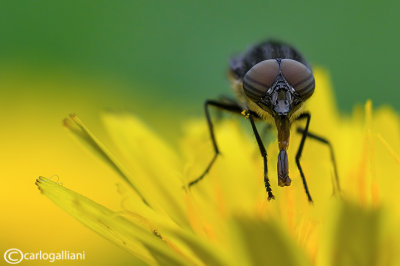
xmin=102 ymin=112 xmax=189 ymax=227
xmin=228 ymin=217 xmax=311 ymax=266
xmin=325 ymin=201 xmax=386 ymax=266
xmin=63 ymin=114 xmax=147 ymax=204
xmin=159 ymin=223 xmax=231 ymax=266
xmin=35 ymin=176 xmax=189 ymax=266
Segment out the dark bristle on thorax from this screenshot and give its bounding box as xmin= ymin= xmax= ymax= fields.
xmin=229 ymin=40 xmax=311 ymax=79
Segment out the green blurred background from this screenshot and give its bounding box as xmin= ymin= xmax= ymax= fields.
xmin=1 ymin=1 xmax=399 ymax=114
xmin=0 ymin=1 xmax=398 ymax=265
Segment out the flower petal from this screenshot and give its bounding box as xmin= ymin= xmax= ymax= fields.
xmin=327 ymin=202 xmax=385 ymax=266
xmin=63 ymin=114 xmax=147 ymax=204
xmin=228 ymin=217 xmax=311 ymax=266
xmin=35 ymin=176 xmax=189 ymax=265
xmin=159 ymin=222 xmax=232 ymax=266
xmin=101 ymin=112 xmax=189 ymax=227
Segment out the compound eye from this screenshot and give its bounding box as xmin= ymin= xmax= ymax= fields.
xmin=243 ymin=59 xmax=279 ymax=102
xmin=281 ymin=59 xmax=315 ymax=100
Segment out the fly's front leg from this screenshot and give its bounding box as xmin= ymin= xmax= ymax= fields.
xmin=188 ymin=100 xmax=243 ymax=187
xmin=248 ymin=112 xmax=274 ymax=200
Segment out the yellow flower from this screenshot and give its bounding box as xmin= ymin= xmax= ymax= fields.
xmin=36 ymin=68 xmax=400 ymax=265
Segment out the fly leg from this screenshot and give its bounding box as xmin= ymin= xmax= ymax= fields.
xmin=214 ymin=95 xmax=240 ymax=120
xmin=248 ymin=112 xmax=274 ymax=200
xmin=296 ymin=127 xmax=341 ymax=195
xmin=188 ymin=100 xmax=246 ymax=187
xmin=294 ymin=112 xmax=313 ymax=202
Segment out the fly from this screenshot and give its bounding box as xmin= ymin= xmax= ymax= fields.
xmin=188 ymin=40 xmax=340 ymax=202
